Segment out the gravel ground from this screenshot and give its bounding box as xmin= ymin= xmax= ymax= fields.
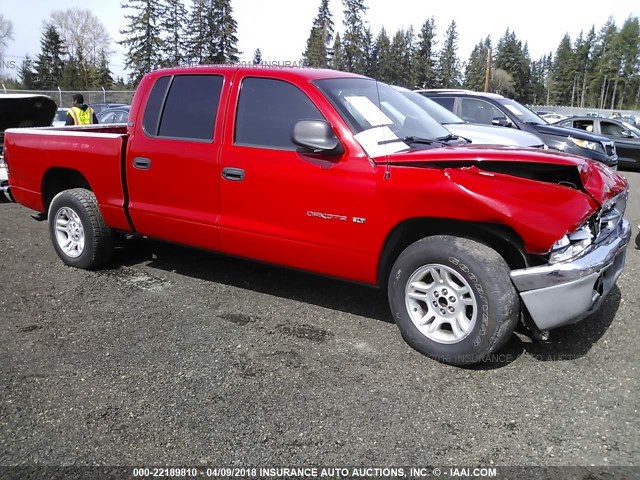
xmin=0 ymin=171 xmax=639 ymax=469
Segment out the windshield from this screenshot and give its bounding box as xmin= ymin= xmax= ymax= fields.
xmin=398 ymin=90 xmax=466 ymax=125
xmin=314 ymin=78 xmax=452 ymax=158
xmin=497 ymin=98 xmax=546 ymax=125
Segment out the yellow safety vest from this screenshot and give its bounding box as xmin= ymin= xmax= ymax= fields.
xmin=69 ymin=106 xmax=94 ymax=125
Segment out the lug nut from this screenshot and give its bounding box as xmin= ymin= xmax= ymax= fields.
xmin=432 ymin=301 xmax=438 ymax=307
xmin=449 ymin=296 xmax=456 ymax=302
xmin=442 ymin=289 xmax=448 ymax=295
xmin=440 ymin=309 xmax=446 ymax=315
xmin=434 ymin=291 xmax=439 ymax=298
xmin=448 ymin=306 xmax=455 ymax=313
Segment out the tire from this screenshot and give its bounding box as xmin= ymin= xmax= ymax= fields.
xmin=47 ymin=188 xmax=114 ymax=269
xmin=388 ymin=235 xmax=519 ymax=366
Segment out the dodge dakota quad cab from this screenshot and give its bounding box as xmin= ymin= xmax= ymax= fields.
xmin=4 ymin=67 xmax=632 ymax=365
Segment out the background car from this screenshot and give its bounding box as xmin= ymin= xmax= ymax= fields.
xmin=393 ymin=86 xmax=546 ymax=148
xmin=96 ymin=105 xmax=130 ymax=124
xmin=52 ymin=107 xmax=69 ymax=127
xmin=417 ymin=89 xmax=618 ymax=168
xmin=539 ymin=112 xmax=568 ymax=124
xmin=556 ymin=116 xmax=640 ymax=170
xmin=88 ymin=102 xmax=128 ymax=115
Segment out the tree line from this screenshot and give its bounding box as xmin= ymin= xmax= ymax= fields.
xmin=1 ymin=1 xmax=639 ymax=109
xmin=304 ymin=0 xmax=640 ymax=109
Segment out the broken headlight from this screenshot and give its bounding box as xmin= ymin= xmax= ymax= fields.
xmin=549 ymin=223 xmax=594 ymax=263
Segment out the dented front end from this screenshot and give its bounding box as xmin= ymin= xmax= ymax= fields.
xmin=383 ymin=147 xmax=632 ymax=331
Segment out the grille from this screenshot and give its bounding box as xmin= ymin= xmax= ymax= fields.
xmin=604 ymin=142 xmax=616 ymax=157
xmin=592 ymin=192 xmax=627 ymax=244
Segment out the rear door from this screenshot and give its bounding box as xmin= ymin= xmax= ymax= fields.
xmin=126 ymin=73 xmax=228 ymax=250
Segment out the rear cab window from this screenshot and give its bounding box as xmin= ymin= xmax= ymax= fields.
xmin=143 ymin=74 xmax=224 ymax=141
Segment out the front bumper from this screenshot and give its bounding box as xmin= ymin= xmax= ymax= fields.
xmin=510 ymin=218 xmax=631 ymax=330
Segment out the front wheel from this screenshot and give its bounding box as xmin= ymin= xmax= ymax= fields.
xmin=48 ymin=188 xmax=114 ymax=269
xmin=388 ymin=235 xmax=519 ymax=365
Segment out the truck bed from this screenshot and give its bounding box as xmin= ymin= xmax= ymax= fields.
xmin=4 ymin=124 xmax=131 ymax=231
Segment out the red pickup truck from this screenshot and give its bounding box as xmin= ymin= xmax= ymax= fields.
xmin=4 ymin=66 xmax=632 ymax=365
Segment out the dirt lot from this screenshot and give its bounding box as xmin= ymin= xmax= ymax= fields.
xmin=1 ymin=172 xmax=639 ymax=468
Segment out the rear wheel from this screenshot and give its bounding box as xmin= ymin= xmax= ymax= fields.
xmin=388 ymin=235 xmax=519 ymax=365
xmin=48 ymin=188 xmax=113 ymax=269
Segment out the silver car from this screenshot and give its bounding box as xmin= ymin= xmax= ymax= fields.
xmin=393 ymin=86 xmax=546 ymax=148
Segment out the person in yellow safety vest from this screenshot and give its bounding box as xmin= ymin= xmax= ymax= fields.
xmin=65 ymin=93 xmax=98 ymax=125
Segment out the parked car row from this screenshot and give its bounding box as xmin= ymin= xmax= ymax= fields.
xmin=417 ymin=89 xmax=619 ymax=169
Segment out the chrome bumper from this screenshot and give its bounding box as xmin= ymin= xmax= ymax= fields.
xmin=510 ymin=218 xmax=631 ymax=330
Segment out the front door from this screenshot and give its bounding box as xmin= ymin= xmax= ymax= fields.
xmin=217 ymin=73 xmax=379 ymax=283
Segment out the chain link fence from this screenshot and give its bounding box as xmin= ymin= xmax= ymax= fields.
xmin=528 ymin=104 xmax=640 ymax=119
xmin=1 ymin=88 xmax=135 ymax=107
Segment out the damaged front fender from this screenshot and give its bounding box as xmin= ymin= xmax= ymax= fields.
xmin=443 ymin=165 xmax=599 ymax=254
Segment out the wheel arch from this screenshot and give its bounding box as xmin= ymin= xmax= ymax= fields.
xmin=41 ymin=168 xmax=92 ymax=217
xmin=377 ymin=217 xmax=529 ymax=288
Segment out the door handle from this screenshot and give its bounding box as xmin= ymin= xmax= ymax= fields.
xmin=222 ymin=167 xmax=245 ymax=181
xmin=133 ymin=157 xmax=151 ymax=169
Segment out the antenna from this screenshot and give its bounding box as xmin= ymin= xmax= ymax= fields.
xmin=374 ymin=80 xmax=391 ymax=181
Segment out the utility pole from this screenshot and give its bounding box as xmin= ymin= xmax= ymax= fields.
xmin=483 ymin=48 xmax=491 ymax=92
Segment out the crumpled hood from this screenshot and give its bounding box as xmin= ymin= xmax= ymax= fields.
xmin=380 ymin=145 xmax=627 ymax=206
xmin=0 ymin=94 xmax=57 ymax=132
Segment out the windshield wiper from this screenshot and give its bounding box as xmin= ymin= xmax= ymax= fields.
xmin=436 ymin=133 xmax=462 ymax=142
xmin=378 ymin=136 xmax=445 ymax=146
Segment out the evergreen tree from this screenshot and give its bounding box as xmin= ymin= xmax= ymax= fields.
xmin=589 ymin=18 xmax=620 ymax=109
xmin=494 ymin=29 xmax=531 ymax=101
xmin=437 ymin=20 xmax=461 ymax=88
xmin=330 ymin=33 xmax=346 ymax=71
xmin=210 ymin=0 xmax=240 ymax=63
xmin=341 ymin=0 xmax=368 ymax=73
xmin=119 ymin=0 xmax=163 ymax=85
xmin=464 ymin=37 xmax=491 ymax=91
xmin=18 ymin=54 xmax=36 ymax=89
xmin=252 ymin=48 xmax=263 ymax=65
xmin=93 ymin=50 xmax=114 ymax=89
xmin=302 ymin=0 xmax=334 ymax=68
xmin=186 ymin=0 xmax=239 ymax=64
xmin=159 ymin=0 xmax=188 ymax=67
xmin=550 ymin=33 xmax=576 ymax=105
xmin=371 ymin=27 xmax=392 ymax=82
xmin=389 ymin=28 xmax=416 ymax=87
xmin=415 ymin=17 xmax=437 ymax=88
xmin=362 ymin=27 xmax=375 ymax=77
xmin=615 ymin=16 xmax=640 ymax=109
xmin=34 ymin=23 xmax=66 ymax=89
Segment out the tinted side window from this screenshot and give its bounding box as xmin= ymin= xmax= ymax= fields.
xmin=235 ymin=77 xmax=324 ymax=150
xmin=459 ymin=98 xmax=504 ymax=125
xmin=143 ymin=76 xmax=171 ymax=135
xmin=158 ymin=75 xmax=223 ymax=140
xmin=429 ymin=96 xmax=455 ymax=111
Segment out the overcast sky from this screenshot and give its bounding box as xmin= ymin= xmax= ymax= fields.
xmin=2 ymin=0 xmax=639 ymax=81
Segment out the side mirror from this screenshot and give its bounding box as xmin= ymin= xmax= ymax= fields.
xmin=620 ymin=130 xmax=634 ymax=138
xmin=292 ymin=120 xmax=342 ymax=154
xmin=492 ymin=118 xmax=512 ymax=128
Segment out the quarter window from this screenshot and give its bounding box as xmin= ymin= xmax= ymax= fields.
xmin=235 ymin=77 xmax=325 ymax=150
